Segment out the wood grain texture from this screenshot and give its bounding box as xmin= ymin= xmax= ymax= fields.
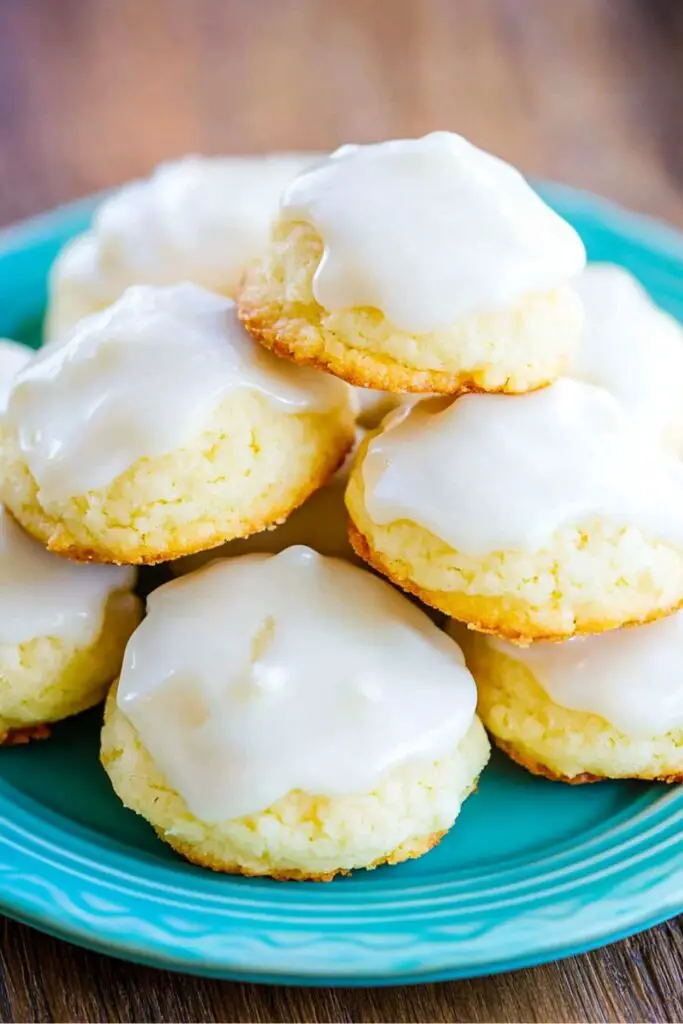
xmin=1 ymin=0 xmax=683 ymax=1020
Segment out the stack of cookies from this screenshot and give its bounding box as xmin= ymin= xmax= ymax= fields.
xmin=1 ymin=132 xmax=680 ymax=883
xmin=241 ymin=132 xmax=683 ymax=788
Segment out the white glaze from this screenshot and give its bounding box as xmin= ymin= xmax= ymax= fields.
xmin=0 ymin=339 xmax=32 ymax=413
xmin=47 ymin=154 xmax=320 ymax=335
xmin=488 ymin=614 xmax=683 ymax=737
xmin=7 ymin=283 xmax=349 ymax=502
xmin=362 ymin=379 xmax=683 ymax=555
xmin=0 ymin=505 xmax=135 ymax=646
xmin=573 ymin=263 xmax=683 ymax=445
xmin=282 ymin=132 xmax=585 ymax=332
xmin=97 ymin=154 xmax=321 ymax=293
xmin=46 ymin=232 xmax=110 ymax=340
xmin=118 ymin=546 xmax=476 ymax=822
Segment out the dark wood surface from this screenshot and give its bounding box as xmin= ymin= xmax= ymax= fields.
xmin=1 ymin=0 xmax=683 ymax=1020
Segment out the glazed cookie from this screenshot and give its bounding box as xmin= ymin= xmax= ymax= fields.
xmin=0 ymin=505 xmax=140 ymax=744
xmin=0 ymin=336 xmax=138 ymax=739
xmin=572 ymin=263 xmax=683 ymax=452
xmin=454 ymin=614 xmax=683 ymax=783
xmin=240 ymin=131 xmax=585 ymax=394
xmin=1 ymin=283 xmax=354 ymax=564
xmin=346 ymin=379 xmax=683 ymax=641
xmin=46 ymin=153 xmax=319 ymax=339
xmin=101 ymin=546 xmax=490 ymax=880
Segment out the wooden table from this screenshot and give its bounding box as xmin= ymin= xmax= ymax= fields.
xmin=1 ymin=1 xmax=683 ymax=1020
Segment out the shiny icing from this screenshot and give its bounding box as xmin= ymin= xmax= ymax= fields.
xmin=6 ymin=284 xmax=349 ymax=501
xmin=573 ymin=263 xmax=683 ymax=445
xmin=282 ymin=131 xmax=585 ymax=331
xmin=46 ymin=233 xmax=110 ymax=340
xmin=361 ymin=379 xmax=683 ymax=555
xmin=48 ymin=153 xmax=320 ymax=337
xmin=0 ymin=505 xmax=135 ymax=646
xmin=117 ymin=546 xmax=476 ymax=821
xmin=488 ymin=613 xmax=683 ymax=737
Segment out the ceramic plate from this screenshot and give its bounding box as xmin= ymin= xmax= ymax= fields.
xmin=1 ymin=185 xmax=683 ymax=986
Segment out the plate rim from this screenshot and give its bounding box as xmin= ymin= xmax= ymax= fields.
xmin=1 ymin=181 xmax=683 ymax=985
xmin=2 ymin=771 xmax=683 ymax=983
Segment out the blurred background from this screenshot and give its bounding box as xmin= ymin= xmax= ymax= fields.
xmin=1 ymin=0 xmax=682 ymax=227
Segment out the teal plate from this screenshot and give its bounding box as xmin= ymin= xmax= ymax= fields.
xmin=1 ymin=185 xmax=683 ymax=985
